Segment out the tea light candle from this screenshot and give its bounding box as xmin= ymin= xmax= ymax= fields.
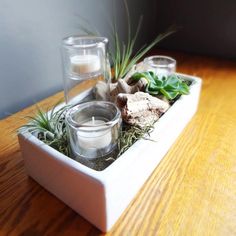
xmin=65 ymin=101 xmax=121 ymax=160
xmin=143 ymin=55 xmax=176 ymax=77
xmin=77 ymin=116 xmax=112 ymax=149
xmin=70 ymin=55 xmax=101 ymax=74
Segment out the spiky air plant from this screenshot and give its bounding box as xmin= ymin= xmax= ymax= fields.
xmin=110 ymin=0 xmax=176 ymax=81
xmin=19 ymin=104 xmax=72 ymax=156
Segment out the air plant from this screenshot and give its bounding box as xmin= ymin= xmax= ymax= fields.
xmin=110 ymin=0 xmax=176 ymax=81
xmin=19 ymin=103 xmax=72 ymax=156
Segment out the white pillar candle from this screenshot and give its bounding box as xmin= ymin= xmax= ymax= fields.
xmin=70 ymin=55 xmax=101 ymax=74
xmin=77 ymin=116 xmax=112 ymax=151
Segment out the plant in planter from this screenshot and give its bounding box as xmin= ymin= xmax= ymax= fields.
xmin=17 ymin=1 xmax=202 ymax=232
xmin=18 ymin=73 xmax=201 ymax=232
xmin=18 ymin=46 xmax=201 ymax=231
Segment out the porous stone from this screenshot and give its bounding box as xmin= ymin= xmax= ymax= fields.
xmin=117 ymin=92 xmax=170 ymax=127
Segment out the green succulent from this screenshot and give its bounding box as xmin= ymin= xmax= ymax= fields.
xmin=131 ymin=72 xmax=190 ymax=100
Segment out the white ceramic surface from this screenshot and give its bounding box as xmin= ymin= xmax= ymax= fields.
xmin=18 ymin=73 xmax=202 ymax=232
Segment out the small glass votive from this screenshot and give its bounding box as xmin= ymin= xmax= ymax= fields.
xmin=61 ymin=36 xmax=111 ymax=105
xmin=65 ymin=101 xmax=121 ymax=161
xmin=143 ymin=55 xmax=176 ymax=77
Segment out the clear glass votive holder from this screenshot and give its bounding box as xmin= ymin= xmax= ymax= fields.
xmin=65 ymin=101 xmax=121 ymax=161
xmin=143 ymin=55 xmax=176 ymax=77
xmin=62 ymin=36 xmax=111 ymax=105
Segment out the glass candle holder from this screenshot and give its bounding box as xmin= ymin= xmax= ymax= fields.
xmin=62 ymin=36 xmax=111 ymax=105
xmin=143 ymin=55 xmax=176 ymax=77
xmin=65 ymin=101 xmax=121 ymax=161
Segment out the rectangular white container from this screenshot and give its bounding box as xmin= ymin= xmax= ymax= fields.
xmin=18 ymin=73 xmax=202 ymax=232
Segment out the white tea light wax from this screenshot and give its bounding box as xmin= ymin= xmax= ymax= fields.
xmin=71 ymin=55 xmax=101 ymax=74
xmin=77 ymin=117 xmax=112 ymax=150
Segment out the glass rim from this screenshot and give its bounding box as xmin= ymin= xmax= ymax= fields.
xmin=62 ymin=35 xmax=108 ymax=49
xmin=144 ymin=55 xmax=176 ymax=68
xmin=66 ymin=101 xmax=121 ymax=131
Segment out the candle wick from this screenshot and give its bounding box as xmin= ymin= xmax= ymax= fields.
xmin=92 ymin=116 xmax=95 ymax=125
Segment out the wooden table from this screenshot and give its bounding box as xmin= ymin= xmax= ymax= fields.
xmin=1 ymin=51 xmax=236 ymax=235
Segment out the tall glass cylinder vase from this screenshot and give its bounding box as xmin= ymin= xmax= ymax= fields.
xmin=61 ymin=36 xmax=110 ymax=105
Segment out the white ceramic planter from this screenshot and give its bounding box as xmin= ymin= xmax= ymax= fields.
xmin=18 ymin=73 xmax=202 ymax=232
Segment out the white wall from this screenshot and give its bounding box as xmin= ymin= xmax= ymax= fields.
xmin=0 ymin=0 xmax=153 ymax=118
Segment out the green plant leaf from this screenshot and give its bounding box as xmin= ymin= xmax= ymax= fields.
xmin=19 ymin=103 xmax=72 ymax=156
xmin=110 ymin=0 xmax=177 ymax=80
xmin=178 ymin=82 xmax=190 ymax=94
xmin=162 ymin=90 xmax=179 ymax=99
xmin=130 ymin=73 xmax=190 ymax=100
xmin=163 ymin=75 xmax=179 ymax=88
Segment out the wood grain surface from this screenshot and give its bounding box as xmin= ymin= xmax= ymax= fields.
xmin=1 ymin=50 xmax=236 ymax=236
